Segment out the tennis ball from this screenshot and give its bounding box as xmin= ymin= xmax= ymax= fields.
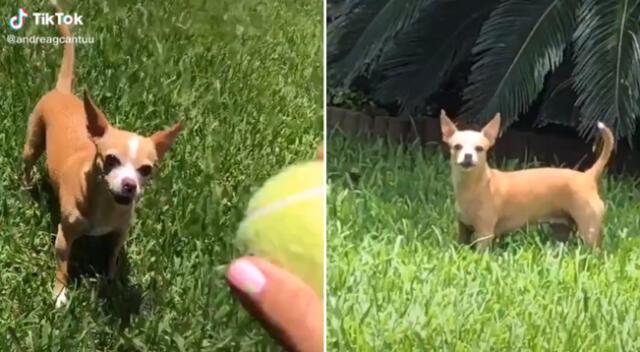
xmin=237 ymin=160 xmax=324 ymax=296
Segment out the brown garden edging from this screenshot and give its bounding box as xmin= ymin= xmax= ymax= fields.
xmin=327 ymin=106 xmax=640 ymax=178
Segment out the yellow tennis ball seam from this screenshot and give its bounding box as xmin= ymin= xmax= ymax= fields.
xmin=245 ymin=185 xmax=324 ymax=222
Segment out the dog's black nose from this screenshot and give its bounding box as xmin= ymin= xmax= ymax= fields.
xmin=122 ymin=178 xmax=137 ymax=194
xmin=463 ymin=153 xmax=473 ymax=162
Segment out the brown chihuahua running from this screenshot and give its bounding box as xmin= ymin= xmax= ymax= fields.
xmin=22 ymin=7 xmax=182 ymax=307
xmin=440 ymin=110 xmax=613 ymax=250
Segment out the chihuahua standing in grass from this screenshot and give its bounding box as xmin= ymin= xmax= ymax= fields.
xmin=22 ymin=6 xmax=182 ymax=307
xmin=440 ymin=110 xmax=613 ymax=250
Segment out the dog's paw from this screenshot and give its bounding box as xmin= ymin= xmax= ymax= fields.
xmin=54 ymin=288 xmax=69 ymax=308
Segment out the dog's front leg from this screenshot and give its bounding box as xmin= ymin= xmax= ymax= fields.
xmin=54 ymin=223 xmax=80 ymax=308
xmin=472 ymin=220 xmax=497 ymax=251
xmin=457 ymin=221 xmax=474 ymax=245
xmin=108 ymin=230 xmax=128 ymax=280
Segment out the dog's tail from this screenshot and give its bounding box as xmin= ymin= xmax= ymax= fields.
xmin=585 ymin=122 xmax=614 ymax=180
xmin=54 ymin=4 xmax=74 ymax=93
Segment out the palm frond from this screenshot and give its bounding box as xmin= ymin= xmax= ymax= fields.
xmin=327 ymin=0 xmax=425 ymax=87
xmin=537 ymin=55 xmax=581 ymax=127
xmin=573 ymin=0 xmax=640 ymax=140
xmin=373 ymin=0 xmax=500 ymax=115
xmin=461 ymin=0 xmax=579 ymax=127
xmin=328 ymin=0 xmax=355 ymax=23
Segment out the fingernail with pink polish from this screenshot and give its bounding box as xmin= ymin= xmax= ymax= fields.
xmin=228 ymin=259 xmax=266 ymax=297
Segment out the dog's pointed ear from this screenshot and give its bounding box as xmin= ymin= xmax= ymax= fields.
xmin=84 ymin=89 xmax=110 ymax=138
xmin=481 ymin=113 xmax=501 ymax=144
xmin=440 ymin=110 xmax=457 ymax=143
xmin=150 ymin=121 xmax=183 ymax=159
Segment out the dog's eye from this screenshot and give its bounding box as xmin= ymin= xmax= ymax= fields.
xmin=138 ymin=165 xmax=153 ymax=177
xmin=475 ymin=146 xmax=484 ymax=152
xmin=104 ymin=154 xmax=120 ymax=171
xmin=453 ymin=144 xmax=463 ymax=151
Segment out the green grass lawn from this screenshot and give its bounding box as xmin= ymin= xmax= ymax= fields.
xmin=327 ymin=133 xmax=640 ymax=351
xmin=0 ymin=0 xmax=322 ymax=349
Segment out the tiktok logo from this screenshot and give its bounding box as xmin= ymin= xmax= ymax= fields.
xmin=8 ymin=8 xmax=29 ymax=30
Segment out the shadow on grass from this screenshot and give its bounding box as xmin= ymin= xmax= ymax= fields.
xmin=28 ymin=178 xmax=143 ymax=327
xmin=71 ymin=234 xmax=144 ymax=327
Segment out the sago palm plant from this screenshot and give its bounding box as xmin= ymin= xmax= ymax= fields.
xmin=328 ymin=0 xmax=640 ymax=140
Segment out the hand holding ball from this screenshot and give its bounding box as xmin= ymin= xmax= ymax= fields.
xmin=237 ymin=160 xmax=324 ymax=296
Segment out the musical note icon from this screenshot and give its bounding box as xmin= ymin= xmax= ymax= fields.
xmin=9 ymin=8 xmax=29 ymax=30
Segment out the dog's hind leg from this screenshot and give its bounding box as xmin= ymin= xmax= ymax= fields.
xmin=572 ymin=197 xmax=605 ymax=249
xmin=22 ymin=108 xmax=45 ymax=187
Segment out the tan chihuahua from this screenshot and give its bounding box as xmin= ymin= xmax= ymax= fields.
xmin=440 ymin=110 xmax=613 ymax=250
xmin=22 ymin=8 xmax=182 ymax=307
